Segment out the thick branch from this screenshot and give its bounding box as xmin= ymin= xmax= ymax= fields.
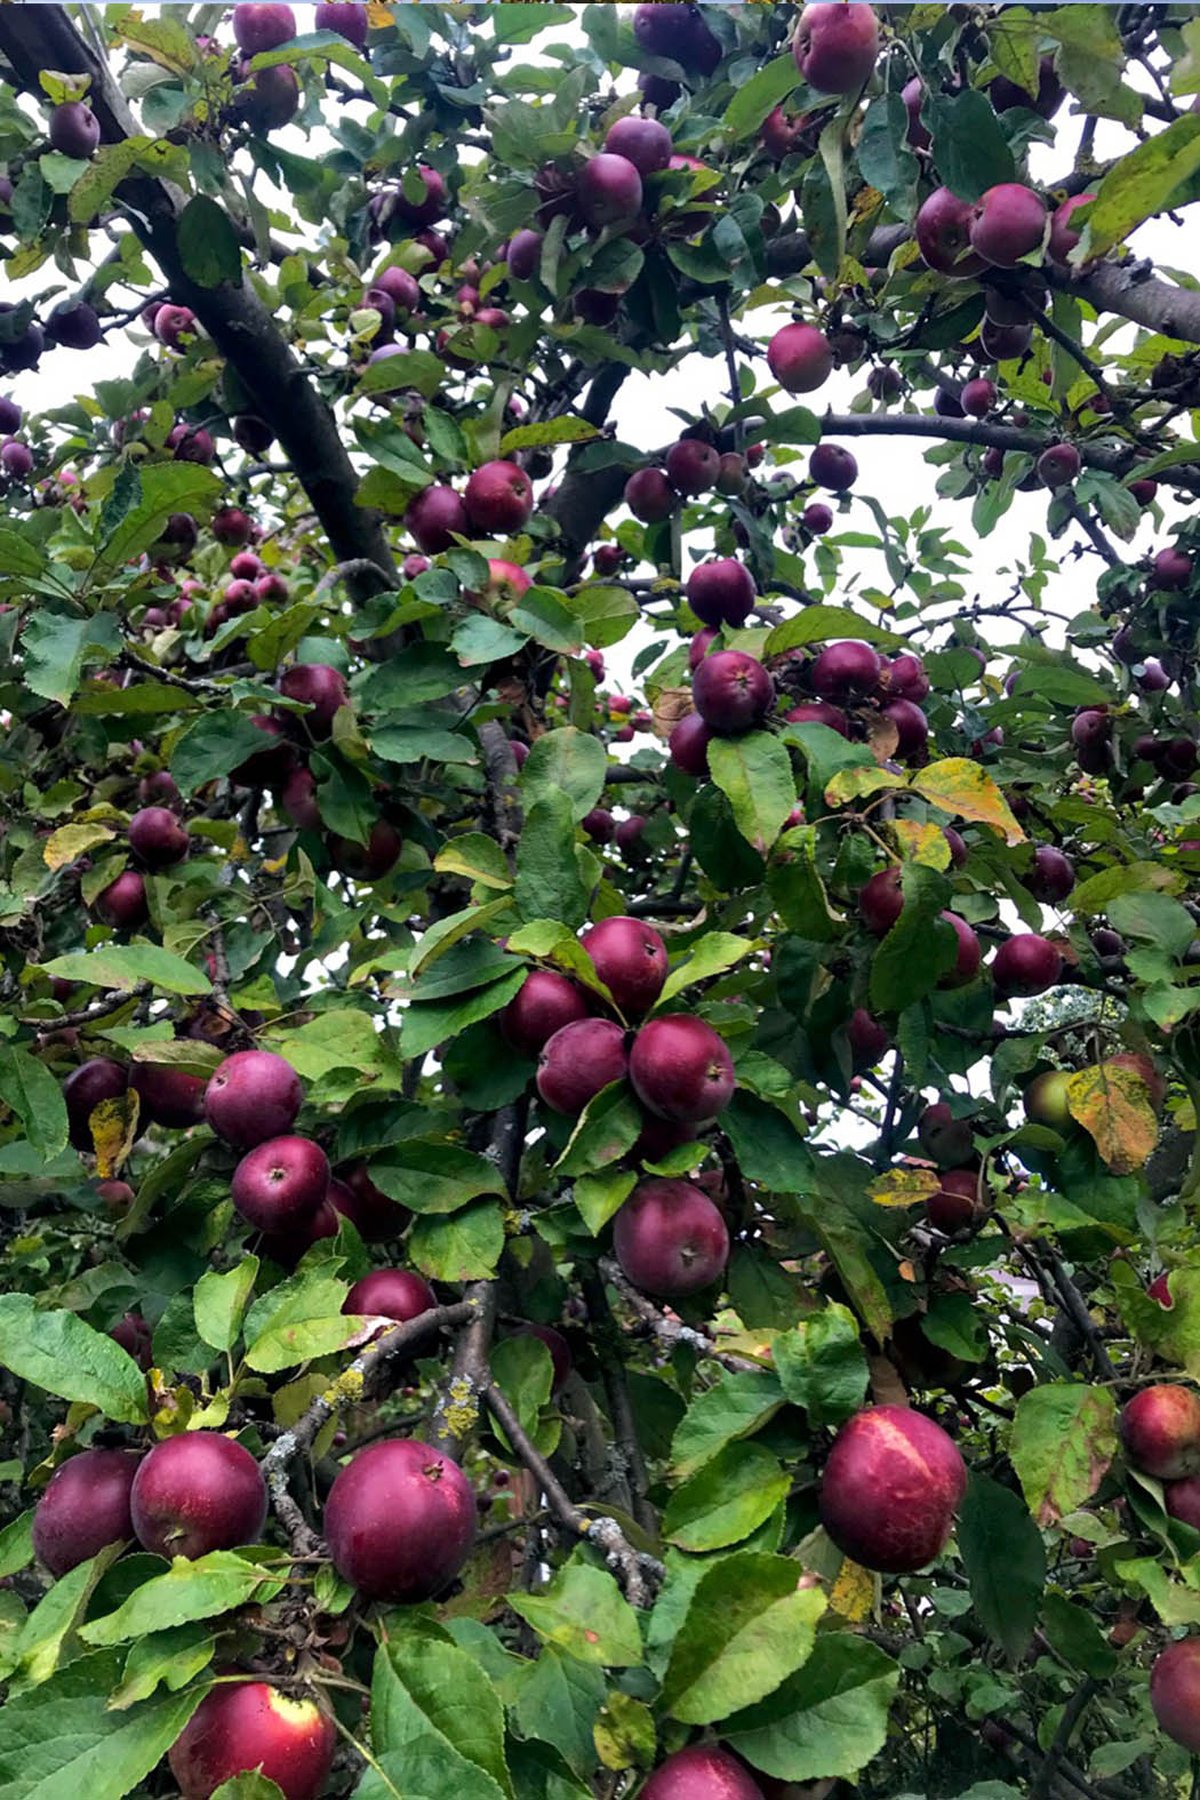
xmin=0 ymin=8 xmax=397 ymax=597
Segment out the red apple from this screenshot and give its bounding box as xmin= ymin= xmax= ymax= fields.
xmin=1152 ymin=547 xmax=1193 ymax=592
xmin=500 ymin=969 xmax=591 ymax=1057
xmin=940 ymin=911 xmax=981 ymax=987
xmin=204 ymin=1049 xmax=303 ymax=1148
xmin=847 ymin=1008 xmax=890 ymax=1070
xmin=819 ymin=1403 xmax=967 ymax=1572
xmin=328 ymin=819 xmax=402 ymax=882
xmin=613 ymin=1178 xmax=730 ymax=1297
xmin=1038 ymin=442 xmax=1081 ymax=489
xmin=581 ymin=916 xmax=668 ymax=1017
xmin=343 ymin=1268 xmax=436 ymax=1322
xmin=405 ymin=483 xmax=468 ymax=553
xmin=692 ymin=650 xmax=774 ymax=733
xmin=63 ymin=1057 xmax=129 ymax=1152
xmin=792 ymin=2 xmax=879 ymax=93
xmin=130 ymin=1061 xmax=206 ymax=1129
xmin=231 ymin=1135 xmax=329 ymax=1232
xmin=48 ymin=100 xmax=100 ymax=159
xmin=131 ymin=1432 xmax=267 ymax=1559
xmin=642 ymin=1744 xmax=764 ymax=1800
xmin=604 ymin=115 xmax=672 ymax=175
xmin=1024 ymin=845 xmax=1075 ymax=904
xmin=232 ymin=3 xmax=296 ymax=53
xmin=766 ymin=322 xmax=833 ymax=394
xmin=331 ymin=1162 xmax=411 ymax=1241
xmin=927 ymin=1167 xmax=981 ymax=1233
xmin=1151 ymin=1639 xmax=1200 ymax=1752
xmin=669 ymin=712 xmax=712 ymax=776
xmin=809 ymin=442 xmax=857 ymax=491
xmin=686 ymin=558 xmax=756 ymax=628
xmin=537 ymin=1017 xmax=629 ymax=1114
xmin=992 ymin=933 xmax=1062 ymax=999
xmin=1120 ymin=1385 xmax=1200 ymax=1479
xmin=128 ymin=805 xmax=189 ymax=869
xmin=325 ymin=1437 xmax=475 ymax=1601
xmin=665 ymin=438 xmax=721 ymax=496
xmin=95 ymin=869 xmax=149 ymax=930
xmin=32 ymin=1447 xmax=140 ymax=1576
xmin=1048 ymin=192 xmax=1094 ymax=266
xmin=463 ymin=460 xmax=533 ymax=534
xmin=915 ymin=188 xmax=986 ymax=277
xmin=625 ymin=466 xmax=677 ymax=523
xmin=785 ymin=700 xmax=848 ymax=735
xmin=578 ymin=152 xmax=643 ymax=229
xmin=170 ymin=1681 xmax=335 ymax=1800
xmin=629 ymin=1015 xmax=735 ymax=1123
xmin=315 ymin=2 xmax=367 ymax=47
xmin=278 ymin=662 xmax=349 ymax=736
xmin=969 ymin=184 xmax=1048 ymax=268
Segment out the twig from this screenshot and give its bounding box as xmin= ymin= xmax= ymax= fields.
xmin=483 ymin=1381 xmax=664 ymax=1606
xmin=717 ymin=296 xmax=745 ymax=451
xmin=1040 ymin=1245 xmax=1116 ymax=1380
xmin=580 ymin=1269 xmax=656 ymax=1535
xmin=598 ymin=1256 xmax=759 ymax=1372
xmin=21 ymin=980 xmax=150 ymax=1029
xmin=1030 ymin=1678 xmax=1099 ymax=1800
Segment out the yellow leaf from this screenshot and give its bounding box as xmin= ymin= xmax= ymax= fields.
xmin=1066 ymin=1062 xmax=1159 ymax=1175
xmin=366 ymin=0 xmax=394 ymax=22
xmin=43 ymin=822 xmax=115 ymax=871
xmin=823 ymin=766 xmax=903 ymax=806
xmin=829 ymin=1557 xmax=875 ymax=1621
xmin=867 ymin=1167 xmax=941 ymax=1208
xmin=892 ymin=819 xmax=951 ymax=870
xmin=651 ymin=686 xmax=693 ymax=739
xmin=913 ymin=757 xmax=1025 ymax=845
xmin=90 ymin=1091 xmax=141 ymax=1179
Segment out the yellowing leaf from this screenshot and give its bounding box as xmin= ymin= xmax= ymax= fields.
xmin=892 ymin=819 xmax=951 ymax=869
xmin=652 ymin=687 xmax=693 ymax=739
xmin=829 ymin=1558 xmax=875 ymax=1622
xmin=366 ymin=1 xmax=394 ymax=23
xmin=866 ymin=1167 xmax=941 ymax=1208
xmin=1066 ymin=1062 xmax=1159 ymax=1175
xmin=823 ymin=767 xmax=903 ymax=807
xmin=913 ymin=758 xmax=1025 ymax=845
xmin=43 ymin=823 xmax=115 ymax=871
xmin=90 ymin=1091 xmax=141 ymax=1178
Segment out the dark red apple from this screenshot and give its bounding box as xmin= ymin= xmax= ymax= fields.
xmin=1165 ymin=1475 xmax=1200 ymax=1529
xmin=170 ymin=1681 xmax=335 ymax=1800
xmin=64 ymin=1057 xmax=129 ymax=1152
xmin=642 ymin=1744 xmax=764 ymax=1800
xmin=537 ymin=1018 xmax=629 ymax=1114
xmin=343 ymin=1268 xmax=436 ymax=1322
xmin=32 ymin=1447 xmax=140 ymax=1576
xmin=1149 ymin=1271 xmax=1174 ymax=1308
xmin=232 ymin=3 xmax=296 ymax=52
xmin=625 ymin=467 xmax=677 ymax=522
xmin=47 ymin=301 xmax=101 ymax=350
xmin=918 ymin=1102 xmax=974 ymax=1167
xmin=500 ymin=969 xmax=590 ymax=1057
xmin=847 ymin=1008 xmax=890 ymax=1070
xmin=665 ymin=438 xmax=721 ymax=496
xmin=111 ymin=1310 xmax=153 ymax=1368
xmin=803 ymin=500 xmax=833 ymax=533
xmin=331 ymin=1162 xmax=410 ymax=1241
xmin=1120 ymin=1385 xmax=1200 ymax=1479
xmin=980 ymin=317 xmax=1032 ymax=361
xmin=578 ymin=153 xmax=643 ymax=229
xmin=281 ymin=764 xmax=321 ymax=830
xmin=819 ymin=1403 xmax=967 ymax=1572
xmin=792 ymin=2 xmax=879 ymax=93
xmin=231 ymin=715 xmax=295 ymax=788
xmin=693 ymin=649 xmax=773 ymax=733
xmin=1039 ymin=442 xmax=1081 ymax=489
xmin=766 ymin=322 xmax=833 ymax=394
xmin=231 ymin=1135 xmax=330 ymax=1231
xmin=128 ymin=805 xmax=189 ymax=869
xmin=884 ymin=653 xmax=930 ymax=702
xmin=1152 ymin=547 xmax=1193 ymax=592
xmin=1048 ymin=192 xmax=1094 ymax=266
xmin=859 ymin=866 xmax=904 ymax=935
xmin=969 ymin=183 xmax=1047 ymax=267
xmin=204 ymin=1049 xmax=303 ymax=1148
xmin=669 ymin=712 xmax=712 ymax=776
xmin=992 ymin=933 xmax=1062 ymax=999
xmin=1151 ymin=1640 xmax=1200 ymax=1752
xmin=131 ymin=1432 xmax=267 ymax=1559
xmin=278 ymin=663 xmax=349 ymax=736
xmin=686 ymin=558 xmax=756 ymax=628
xmin=328 ymin=819 xmax=402 ymax=882
xmin=581 ymin=916 xmax=668 ymax=1017
xmin=130 ymin=1061 xmax=206 ymax=1129
xmin=0 ymin=439 xmax=32 ymax=478
xmin=613 ymin=1178 xmax=730 ymax=1297
xmin=915 ymin=187 xmax=986 ymax=277
xmin=960 ymin=377 xmax=996 ymax=418
xmin=604 ymin=115 xmax=672 ymax=174
xmin=629 ymin=1015 xmax=735 ymax=1123
xmin=1024 ymin=845 xmax=1075 ymax=904
xmin=48 ymin=100 xmax=100 ymax=159
xmin=927 ymin=1167 xmax=980 ymax=1233
xmin=809 ymin=442 xmax=857 ymax=491
xmin=95 ymin=869 xmax=149 ymax=930
xmin=582 ymin=807 xmax=616 ymax=843
xmin=785 ymin=700 xmax=848 ymax=735
xmin=383 ymin=165 xmax=447 ymax=229
xmin=405 ymin=483 xmax=468 ymax=553
xmin=463 ymin=460 xmax=533 ymax=534
xmin=325 ymin=1437 xmax=475 ymax=1601
xmin=940 ymin=911 xmax=981 ymax=987
xmin=315 ymin=2 xmax=368 ymax=46
xmin=883 ymin=698 xmax=928 ymax=759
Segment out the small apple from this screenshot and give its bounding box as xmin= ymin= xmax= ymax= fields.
xmin=463 ymin=460 xmax=533 ymax=534
xmin=604 ymin=115 xmax=672 ymax=174
xmin=581 ymin=916 xmax=669 ymax=1017
xmin=613 ymin=1177 xmax=730 ymax=1297
xmin=231 ymin=1134 xmax=330 ymax=1232
xmin=63 ymin=1057 xmax=129 ymax=1152
xmin=992 ymin=933 xmax=1062 ymax=999
xmin=131 ymin=1432 xmax=268 ymax=1559
xmin=405 ymin=483 xmax=468 ymax=553
xmin=809 ymin=442 xmax=857 ymax=491
xmin=692 ymin=650 xmax=773 ymax=733
xmin=1151 ymin=1639 xmax=1200 ymax=1752
xmin=48 ymin=100 xmax=100 ymax=159
xmin=792 ymin=2 xmax=879 ymax=93
xmin=325 ymin=1437 xmax=475 ymax=1601
xmin=915 ymin=188 xmax=986 ymax=277
xmin=343 ymin=1268 xmax=436 ymax=1322
xmin=766 ymin=322 xmax=833 ymax=394
xmin=537 ymin=1017 xmax=629 ymax=1114
xmin=278 ymin=662 xmax=349 ymax=736
xmin=625 ymin=467 xmax=677 ymax=522
xmin=665 ymin=438 xmax=721 ymax=496
xmin=969 ymin=183 xmax=1048 ymax=267
xmin=500 ymin=969 xmax=591 ymax=1057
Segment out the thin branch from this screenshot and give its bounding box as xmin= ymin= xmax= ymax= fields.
xmin=1030 ymin=1678 xmax=1098 ymax=1800
xmin=598 ymin=1256 xmax=759 ymax=1372
xmin=580 ymin=1269 xmax=657 ymax=1535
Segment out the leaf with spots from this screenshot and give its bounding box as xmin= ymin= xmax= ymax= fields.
xmin=913 ymin=758 xmax=1025 ymax=845
xmin=1010 ymin=1384 xmax=1117 ymax=1526
xmin=1065 ymin=1062 xmax=1159 ymax=1174
xmin=866 ymin=1167 xmax=941 ymax=1209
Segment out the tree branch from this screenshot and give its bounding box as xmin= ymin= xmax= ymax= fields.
xmin=598 ymin=1256 xmax=759 ymax=1372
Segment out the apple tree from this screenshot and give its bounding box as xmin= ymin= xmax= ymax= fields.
xmin=3 ymin=3 xmax=1200 ymax=1796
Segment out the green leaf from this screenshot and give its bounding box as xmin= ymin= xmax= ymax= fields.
xmin=12 ymin=1544 xmax=121 ymax=1690
xmin=662 ymin=1443 xmax=791 ymax=1552
xmin=42 ymin=946 xmax=210 ymax=998
xmin=573 ymin=1165 xmax=636 ymax=1235
xmin=510 ymin=1559 xmax=643 ymax=1668
xmin=0 ymin=1511 xmax=33 ymax=1582
xmin=510 ymin=590 xmax=586 ymax=658
xmin=515 ymin=791 xmax=589 ymax=930
xmin=0 ymin=528 xmax=45 ymax=579
xmin=243 ymin=1273 xmax=358 ymax=1373
xmin=92 ymin=462 xmax=221 ymax=581
xmin=510 ymin=1645 xmax=605 ymax=1782
xmin=1042 ymin=1588 xmax=1118 ymax=1678
xmin=193 ymin=1258 xmax=259 ymax=1354
xmin=723 ymin=54 xmax=801 ymax=139
xmin=0 ymin=1296 xmax=148 ymax=1423
xmin=499 ymin=416 xmax=600 ymax=455
xmin=721 ymin=1092 xmax=812 ymax=1192
xmin=927 ymin=88 xmax=1016 ymax=202
xmin=0 ymin=1046 xmax=68 ymax=1159
xmin=369 ymin=1629 xmax=512 ymax=1800
xmin=707 ymin=732 xmax=795 ymax=855
xmin=661 ymin=1553 xmax=827 ymax=1726
xmin=555 ymin=1083 xmax=643 ymax=1177
xmin=409 ymin=1199 xmax=506 ymax=1282
xmin=1068 ymin=861 xmax=1183 ymax=913
xmin=857 ymin=93 xmax=919 ymax=215
xmin=658 ymin=932 xmax=755 ymax=1005
xmin=267 ymin=1007 xmax=385 ymax=1080
xmin=109 ymin=1623 xmax=216 ymax=1710
xmin=520 ymin=727 xmax=607 ymax=824
xmin=401 ymin=970 xmax=525 ymax=1061
xmin=957 ymin=1472 xmax=1045 ymax=1662
xmin=725 ymin=1633 xmax=900 ymax=1784
xmin=0 ymin=1647 xmax=204 ymax=1800
xmin=176 ymin=195 xmax=241 ymax=288
xmin=169 ymin=713 xmax=278 ymax=795
xmin=81 ymin=1552 xmax=273 ymax=1646
xmin=21 ymin=612 xmax=121 ymax=709
xmin=433 ymin=834 xmax=512 ymax=891
xmin=773 ymin=1303 xmax=869 ymax=1428
xmin=1010 ymin=1383 xmax=1118 ymax=1525
xmin=766 ymin=609 xmax=905 ymax=659
xmin=670 ymin=1371 xmax=784 ymax=1479
xmin=368 ymin=1142 xmax=506 ymax=1216
xmin=1082 ymin=115 xmax=1200 ymax=259
xmin=869 ymin=863 xmax=955 ymax=1012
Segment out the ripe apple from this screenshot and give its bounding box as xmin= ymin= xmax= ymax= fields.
xmin=48 ymin=101 xmax=100 ymax=159
xmin=604 ymin=115 xmax=672 ymax=174
xmin=281 ymin=764 xmax=320 ymax=831
xmin=859 ymin=866 xmax=904 ymax=935
xmin=632 ymin=3 xmax=721 ymax=75
xmin=501 ymin=969 xmax=590 ymax=1057
xmin=613 ymin=1178 xmax=730 ymax=1297
xmin=343 ymin=1268 xmax=436 ymax=1322
xmin=927 ymin=1167 xmax=980 ymax=1233
xmin=232 ymin=3 xmax=296 ymax=52
xmin=463 ymin=459 xmax=533 ymax=534
xmin=809 ymin=443 xmax=857 ymax=491
xmin=980 ymin=317 xmax=1032 ymax=361
xmin=204 ymin=1049 xmax=303 ymax=1148
xmin=960 ymin=377 xmax=996 ymax=418
xmin=641 ymin=1744 xmax=764 ymax=1799
xmin=792 ymin=2 xmax=879 ymax=93
xmin=231 ymin=1134 xmax=330 ymax=1232
xmin=581 ymin=916 xmax=669 ymax=1017
xmin=128 ymin=805 xmax=189 ymax=869
xmin=1165 ymin=1475 xmax=1200 ymax=1529
xmin=819 ymin=1403 xmax=967 ymax=1572
xmin=969 ymin=184 xmax=1048 ymax=267
xmin=383 ymin=165 xmax=447 ymax=230
xmin=1038 ymin=442 xmax=1081 ymax=489
xmin=233 ymin=413 xmax=273 ymax=454
xmin=761 ymin=104 xmax=816 ymax=161
xmin=130 ymin=1432 xmax=268 ymax=1559
xmin=686 ymin=558 xmax=756 ymax=627
xmin=578 ymin=152 xmax=643 ymax=230
xmin=940 ymin=912 xmax=981 ymax=987
xmin=1024 ymin=845 xmax=1075 ymax=903
xmin=111 ymin=1310 xmax=153 ymax=1367
xmin=785 ymin=700 xmax=848 ymax=735
xmin=315 ymin=2 xmax=367 ymax=46
xmin=47 ymin=301 xmax=101 ymax=350
xmin=330 ymin=1161 xmax=410 ymax=1241
xmin=847 ymin=1008 xmax=890 ymax=1070
xmin=1152 ymin=547 xmax=1193 ymax=592
xmin=766 ymin=322 xmax=833 ymax=394
xmin=1149 ymin=1271 xmax=1174 ymax=1308
xmin=537 ymin=1017 xmax=629 ymax=1114
xmin=915 ymin=188 xmax=986 ymax=277
xmin=1048 ymin=192 xmax=1094 ymax=266
xmin=237 ymin=63 xmax=300 ymax=130
xmin=278 ymin=662 xmax=349 ymax=736
xmin=328 ymin=819 xmax=402 ymax=882
xmin=692 ymin=649 xmax=773 ymax=733
xmin=63 ymin=1057 xmax=129 ymax=1152
xmin=1151 ymin=1639 xmax=1200 ymax=1752
xmin=803 ymin=500 xmax=833 ymax=533
xmin=582 ymin=807 xmax=615 ymax=843
xmin=405 ymin=483 xmax=468 ymax=553
xmin=625 ymin=466 xmax=677 ymax=522
xmin=665 ymin=438 xmax=721 ymax=496
xmin=32 ymin=1447 xmax=140 ymax=1576
xmin=629 ymin=1015 xmax=735 ymax=1122
xmin=669 ymin=712 xmax=712 ymax=776
xmin=324 ymin=1437 xmax=476 ymax=1601
xmin=1121 ymin=1385 xmax=1200 ymax=1480
xmin=918 ymin=1102 xmax=975 ymax=1169
xmin=231 ymin=714 xmax=295 ymax=788
xmin=130 ymin=1061 xmax=206 ymax=1129
xmin=883 ymin=697 xmax=928 ymax=760
xmin=170 ymin=1681 xmax=335 ymax=1800
xmin=95 ymin=868 xmax=149 ymax=930
xmin=992 ymin=933 xmax=1063 ymax=999
xmin=0 ymin=439 xmax=32 ymax=478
